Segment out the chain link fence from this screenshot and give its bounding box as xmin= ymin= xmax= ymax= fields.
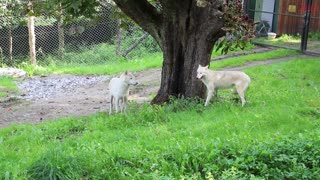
xmin=0 ymin=6 xmax=160 ymax=67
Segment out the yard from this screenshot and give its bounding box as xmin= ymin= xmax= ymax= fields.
xmin=0 ymin=48 xmax=319 ymax=179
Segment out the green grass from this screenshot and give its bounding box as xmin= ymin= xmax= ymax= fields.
xmin=211 ymin=48 xmax=300 ymax=69
xmin=28 ymin=45 xmax=286 ymax=76
xmin=1 ymin=58 xmax=319 ymax=179
xmin=47 ymin=52 xmax=163 ymax=75
xmin=46 ymin=45 xmax=257 ymax=74
xmin=0 ymin=76 xmax=17 ymax=98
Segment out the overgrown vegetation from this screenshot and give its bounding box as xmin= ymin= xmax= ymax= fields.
xmin=1 ymin=58 xmax=319 ymax=179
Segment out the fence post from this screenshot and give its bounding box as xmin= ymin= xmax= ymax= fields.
xmin=28 ymin=15 xmax=37 ymax=65
xmin=301 ymin=0 xmax=313 ymax=52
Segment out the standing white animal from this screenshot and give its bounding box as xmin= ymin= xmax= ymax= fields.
xmin=109 ymin=71 xmax=138 ymax=115
xmin=196 ymin=64 xmax=250 ymax=107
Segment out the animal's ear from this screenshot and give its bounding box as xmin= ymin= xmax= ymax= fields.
xmin=124 ymin=71 xmax=128 ymax=75
xmin=204 ymin=65 xmax=209 ymax=69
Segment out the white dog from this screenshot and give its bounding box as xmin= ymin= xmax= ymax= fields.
xmin=196 ymin=65 xmax=250 ymax=107
xmin=109 ymin=71 xmax=138 ymax=114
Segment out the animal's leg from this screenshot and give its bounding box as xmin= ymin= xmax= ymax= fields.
xmin=205 ymin=90 xmax=214 ymax=106
xmin=120 ymin=97 xmax=126 ymax=114
xmin=214 ymin=88 xmax=218 ymax=98
xmin=115 ymin=97 xmax=120 ymax=113
xmin=119 ymin=97 xmax=123 ymax=113
xmin=123 ymin=96 xmax=128 ymax=114
xmin=109 ymin=96 xmax=113 ymax=115
xmin=231 ymin=89 xmax=238 ymax=94
xmin=236 ymin=86 xmax=246 ymax=107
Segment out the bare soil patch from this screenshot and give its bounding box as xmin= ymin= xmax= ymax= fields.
xmin=0 ymin=68 xmax=161 ymax=128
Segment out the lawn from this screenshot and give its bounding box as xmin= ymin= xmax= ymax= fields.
xmin=210 ymin=48 xmax=300 ymax=69
xmin=20 ymin=47 xmax=299 ymax=76
xmin=1 ymin=57 xmax=319 ymax=179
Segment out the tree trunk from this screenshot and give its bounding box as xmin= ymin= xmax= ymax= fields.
xmin=113 ymin=0 xmax=225 ymax=104
xmin=152 ymin=23 xmax=222 ymax=104
xmin=151 ymin=3 xmax=225 ymax=104
xmin=28 ymin=15 xmax=36 ymax=65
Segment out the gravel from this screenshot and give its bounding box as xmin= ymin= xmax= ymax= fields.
xmin=16 ymin=75 xmax=111 ymax=101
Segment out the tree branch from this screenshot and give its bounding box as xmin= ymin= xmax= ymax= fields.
xmin=113 ymin=0 xmax=162 ymax=44
xmin=121 ymin=32 xmax=149 ymax=57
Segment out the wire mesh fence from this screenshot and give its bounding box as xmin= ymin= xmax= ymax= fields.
xmin=0 ymin=7 xmax=160 ymax=67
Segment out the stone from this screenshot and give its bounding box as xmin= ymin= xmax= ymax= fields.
xmin=0 ymin=68 xmax=27 ymax=79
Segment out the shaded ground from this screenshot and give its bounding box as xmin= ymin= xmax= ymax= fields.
xmin=0 ymin=53 xmax=313 ymax=128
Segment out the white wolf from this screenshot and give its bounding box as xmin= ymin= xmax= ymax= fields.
xmin=109 ymin=71 xmax=138 ymax=115
xmin=196 ymin=64 xmax=250 ymax=107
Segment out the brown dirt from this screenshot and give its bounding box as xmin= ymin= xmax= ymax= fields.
xmin=0 ymin=68 xmax=161 ymax=128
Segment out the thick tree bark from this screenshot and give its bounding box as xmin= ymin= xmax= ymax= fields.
xmin=113 ymin=0 xmax=225 ymax=104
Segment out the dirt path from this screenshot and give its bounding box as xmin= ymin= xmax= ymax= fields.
xmin=0 ymin=54 xmax=313 ymax=128
xmin=0 ymin=68 xmax=161 ymax=128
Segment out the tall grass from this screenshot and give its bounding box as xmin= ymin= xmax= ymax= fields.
xmin=1 ymin=58 xmax=319 ymax=179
